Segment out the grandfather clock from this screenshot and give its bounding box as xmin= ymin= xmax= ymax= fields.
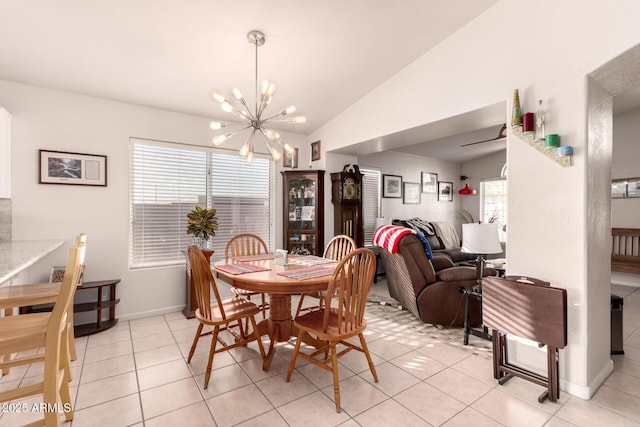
xmin=331 ymin=164 xmax=364 ymax=247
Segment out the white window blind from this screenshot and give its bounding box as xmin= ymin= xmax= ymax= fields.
xmin=480 ymin=178 xmax=507 ymax=242
xmin=360 ymin=167 xmax=381 ymax=246
xmin=129 ymin=138 xmax=273 ymax=268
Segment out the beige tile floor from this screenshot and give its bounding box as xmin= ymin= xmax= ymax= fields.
xmin=1 ymin=281 xmax=640 ymax=426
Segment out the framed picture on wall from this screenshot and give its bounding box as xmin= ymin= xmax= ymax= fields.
xmin=382 ymin=174 xmax=402 ymax=198
xmin=421 ymin=172 xmax=438 ymax=193
xmin=311 ymin=140 xmax=321 ymax=161
xmin=39 ymin=150 xmax=107 ymax=187
xmin=283 ymin=148 xmax=298 ymax=168
xmin=437 ymin=181 xmax=453 ymax=202
xmin=627 ymin=178 xmax=640 ymax=197
xmin=611 ymin=179 xmax=628 ymax=198
xmin=403 ymin=182 xmax=421 ymax=204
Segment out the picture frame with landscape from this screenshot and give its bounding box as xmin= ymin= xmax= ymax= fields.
xmin=382 ymin=174 xmax=402 ymax=198
xmin=39 ymin=149 xmax=107 ymax=187
xmin=283 ymin=148 xmax=298 ymax=168
xmin=403 ymin=182 xmax=421 ymax=204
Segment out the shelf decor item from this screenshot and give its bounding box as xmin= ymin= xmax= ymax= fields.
xmin=534 ymin=99 xmax=546 ymax=142
xmin=512 ymin=89 xmax=522 ymax=127
xmin=186 ymin=205 xmax=218 ymax=249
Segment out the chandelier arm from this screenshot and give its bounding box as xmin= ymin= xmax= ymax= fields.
xmin=261 ymin=111 xmax=287 ymax=122
xmin=235 ymin=98 xmax=257 ymax=122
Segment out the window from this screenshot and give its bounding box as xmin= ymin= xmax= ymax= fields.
xmin=480 ymin=178 xmax=507 ymax=242
xmin=129 ymin=138 xmax=274 ymax=268
xmin=360 ymin=167 xmax=381 ymax=245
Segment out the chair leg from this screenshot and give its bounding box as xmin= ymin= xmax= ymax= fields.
xmin=286 ymin=330 xmax=304 ymax=381
xmin=59 ymin=326 xmax=74 ymax=422
xmin=187 ymin=323 xmax=204 ymax=363
xmin=67 ymin=306 xmax=77 ymax=361
xmin=295 ymin=294 xmax=306 ymax=318
xmin=330 ymin=342 xmax=341 ymax=413
xmin=250 ymin=315 xmax=266 ymax=361
xmin=61 ymin=325 xmax=73 ymax=383
xmin=359 ymin=333 xmax=378 ymax=382
xmin=204 ymin=326 xmax=220 ymax=389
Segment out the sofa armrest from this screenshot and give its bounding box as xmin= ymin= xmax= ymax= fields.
xmin=436 ymin=266 xmax=497 ymax=282
xmin=431 ymin=254 xmax=455 ymax=272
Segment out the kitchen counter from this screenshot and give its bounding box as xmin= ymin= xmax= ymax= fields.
xmin=0 ymin=240 xmax=65 ymax=284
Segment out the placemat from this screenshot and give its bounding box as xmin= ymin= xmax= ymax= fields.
xmin=277 ymin=265 xmax=335 ymax=280
xmin=216 ymin=263 xmax=271 ymax=275
xmin=233 ymin=254 xmax=275 ymax=262
xmin=289 ymin=255 xmax=337 ymax=266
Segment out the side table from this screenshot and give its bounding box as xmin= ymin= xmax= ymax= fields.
xmin=462 ymin=288 xmax=491 ymax=345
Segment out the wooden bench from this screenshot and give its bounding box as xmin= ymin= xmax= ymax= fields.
xmin=612 ymin=228 xmax=640 ymax=274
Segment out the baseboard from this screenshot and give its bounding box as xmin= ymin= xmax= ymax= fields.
xmin=118 ymin=305 xmax=184 ymax=322
xmin=561 ymin=359 xmax=614 ymax=400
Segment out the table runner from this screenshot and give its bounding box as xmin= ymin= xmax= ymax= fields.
xmin=216 ymin=263 xmax=271 ymax=275
xmin=277 ymin=265 xmax=335 ymax=280
xmin=233 ymin=254 xmax=276 ymax=262
xmin=289 ymin=255 xmax=337 ymax=266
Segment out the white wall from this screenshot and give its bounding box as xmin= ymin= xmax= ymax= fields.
xmin=612 ymin=109 xmax=640 ymax=227
xmin=611 ymin=108 xmax=640 ymax=286
xmin=460 ymin=150 xmax=506 ymax=222
xmin=0 ymin=80 xmax=307 ymax=320
xmin=357 ymin=150 xmax=461 ymax=225
xmin=308 ymin=0 xmax=640 ymax=398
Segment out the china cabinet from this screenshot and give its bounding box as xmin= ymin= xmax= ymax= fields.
xmin=282 ymin=170 xmax=324 ymax=255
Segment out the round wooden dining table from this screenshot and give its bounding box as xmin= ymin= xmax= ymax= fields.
xmin=214 ymin=255 xmax=335 ymax=370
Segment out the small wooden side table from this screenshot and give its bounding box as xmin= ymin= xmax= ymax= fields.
xmin=73 ymin=279 xmax=120 ymax=337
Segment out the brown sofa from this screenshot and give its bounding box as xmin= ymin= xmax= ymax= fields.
xmin=379 ymin=234 xmax=495 ymax=326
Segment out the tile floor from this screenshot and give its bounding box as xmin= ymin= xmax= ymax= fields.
xmin=2 ymin=282 xmax=640 ymax=426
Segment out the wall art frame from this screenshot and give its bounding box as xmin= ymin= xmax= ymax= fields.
xmin=283 ymin=147 xmax=298 ymax=168
xmin=39 ymin=149 xmax=107 ymax=187
xmin=437 ymin=181 xmax=453 ymax=202
xmin=311 ymin=140 xmax=321 ymax=161
xmin=382 ymin=174 xmax=403 ymax=198
xmin=403 ymin=182 xmax=421 ymax=204
xmin=421 ymin=172 xmax=438 ymax=193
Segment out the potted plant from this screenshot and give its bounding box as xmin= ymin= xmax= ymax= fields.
xmin=186 ymin=205 xmax=219 ymax=250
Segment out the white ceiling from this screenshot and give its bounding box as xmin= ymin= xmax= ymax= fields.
xmin=0 ymin=0 xmax=503 ymax=160
xmin=4 ymin=1 xmax=636 ymax=163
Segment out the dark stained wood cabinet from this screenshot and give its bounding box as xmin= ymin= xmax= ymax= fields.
xmin=282 ymin=170 xmax=324 ymax=255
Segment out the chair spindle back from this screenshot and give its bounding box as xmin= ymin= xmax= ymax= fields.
xmin=225 ymin=234 xmax=268 ymax=259
xmin=188 ymin=246 xmax=226 ymax=321
xmin=323 ymin=235 xmax=356 ymax=261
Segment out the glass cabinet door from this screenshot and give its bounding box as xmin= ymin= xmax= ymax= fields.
xmin=282 ymin=170 xmax=324 ymax=255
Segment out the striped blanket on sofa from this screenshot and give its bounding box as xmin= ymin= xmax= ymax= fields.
xmin=372 ymin=225 xmax=433 ymax=259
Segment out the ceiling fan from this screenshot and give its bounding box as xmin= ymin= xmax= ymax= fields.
xmin=460 ymin=124 xmax=507 ymax=147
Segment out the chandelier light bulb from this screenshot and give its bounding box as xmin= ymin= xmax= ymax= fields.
xmin=212 ymin=134 xmax=227 ymax=146
xmin=209 ymin=121 xmax=223 ymax=130
xmin=221 ymin=101 xmax=234 ymax=113
xmin=270 ymin=147 xmax=281 ymax=161
xmin=264 ymin=129 xmax=280 ymax=140
xmin=283 ymin=143 xmax=294 ymax=154
xmin=232 ymin=87 xmax=243 ymax=100
xmin=239 ymin=142 xmax=250 ymax=157
xmin=211 ymin=91 xmax=225 ymax=103
xmin=289 ymin=115 xmax=307 ymax=124
xmin=261 ymin=80 xmax=276 ymax=97
xmin=246 ymin=151 xmax=254 ymax=163
xmin=284 ymin=105 xmax=296 ymax=115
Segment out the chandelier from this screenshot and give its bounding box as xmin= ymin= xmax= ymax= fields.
xmin=209 ymin=30 xmax=306 ymax=163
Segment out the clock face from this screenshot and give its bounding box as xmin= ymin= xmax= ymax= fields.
xmin=343 ymin=177 xmax=357 ymax=200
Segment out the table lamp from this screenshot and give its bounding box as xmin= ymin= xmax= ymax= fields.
xmin=461 ymin=223 xmax=502 ymax=291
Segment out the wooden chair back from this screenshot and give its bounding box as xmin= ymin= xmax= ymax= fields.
xmin=322 ymin=248 xmax=376 ymax=335
xmin=225 ymin=233 xmax=268 ymax=259
xmin=323 ymin=235 xmax=356 ymax=261
xmin=188 ymin=245 xmax=225 ymax=321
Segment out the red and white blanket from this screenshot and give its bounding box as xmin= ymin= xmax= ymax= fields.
xmin=371 ymin=225 xmax=415 ymax=254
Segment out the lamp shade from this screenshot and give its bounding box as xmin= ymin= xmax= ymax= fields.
xmin=458 ymin=183 xmax=477 ymax=195
xmin=461 ymin=223 xmax=502 ymax=254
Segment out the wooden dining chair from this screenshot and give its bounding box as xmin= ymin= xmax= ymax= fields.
xmin=225 ymin=233 xmax=269 ymax=319
xmin=0 ymin=235 xmax=87 ymax=374
xmin=287 ymin=247 xmax=378 ymax=413
xmin=295 ymin=235 xmax=356 ymax=317
xmin=186 ymin=246 xmax=266 ymax=389
xmin=0 ymin=235 xmax=86 ymax=426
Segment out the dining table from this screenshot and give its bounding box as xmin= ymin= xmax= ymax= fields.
xmin=214 ymin=254 xmax=337 ymax=370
